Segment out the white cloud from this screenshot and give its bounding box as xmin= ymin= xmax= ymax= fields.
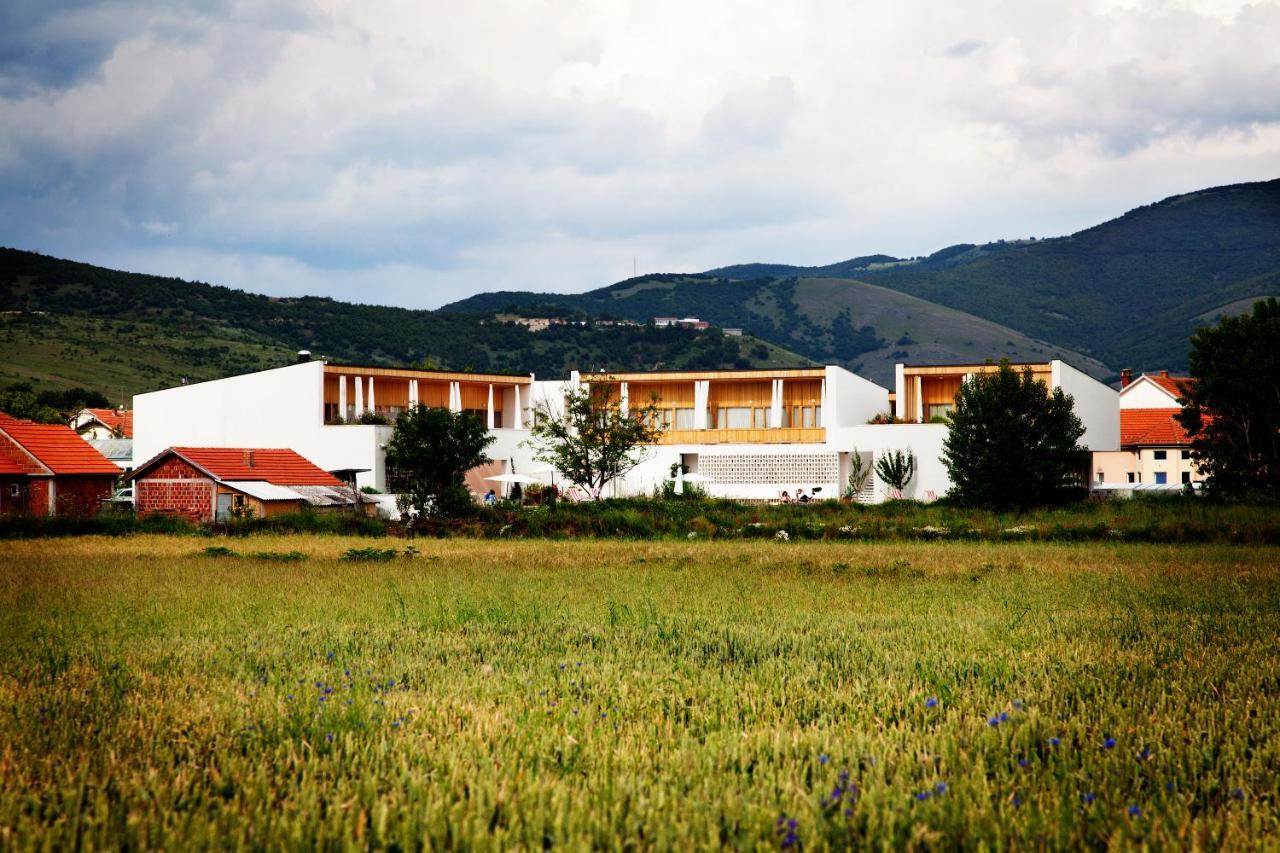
xmin=0 ymin=0 xmax=1277 ymax=308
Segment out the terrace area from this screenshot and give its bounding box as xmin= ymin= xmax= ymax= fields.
xmin=322 ymin=365 xmax=532 ymax=428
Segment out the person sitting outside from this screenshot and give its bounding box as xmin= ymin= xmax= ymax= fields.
xmin=796 ymin=488 xmax=810 ymax=504
xmin=483 ymin=489 xmax=497 ymax=505
xmin=510 ymin=482 xmax=523 ymax=503
xmin=779 ymin=490 xmax=791 ymax=504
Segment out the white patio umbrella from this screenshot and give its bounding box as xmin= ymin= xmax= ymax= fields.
xmin=484 ymin=473 xmax=542 ymax=485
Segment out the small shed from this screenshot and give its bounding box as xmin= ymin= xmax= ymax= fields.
xmin=129 ymin=447 xmax=367 ymax=522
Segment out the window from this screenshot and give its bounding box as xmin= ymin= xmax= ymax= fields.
xmin=1127 ymin=472 xmax=1137 ymax=483
xmin=720 ymin=407 xmax=753 ymax=429
xmin=1096 ymin=471 xmax=1104 ymax=482
xmin=926 ymin=403 xmax=954 ymax=421
xmin=1155 ymin=472 xmax=1167 ymax=485
xmin=9 ymin=483 xmax=18 ymax=496
xmin=754 ymin=408 xmax=768 ymax=428
xmin=1181 ymin=450 xmax=1191 ymax=460
xmin=673 ymin=408 xmax=696 ymax=430
xmin=1153 ymin=450 xmax=1167 ymax=460
xmin=801 ymin=406 xmax=815 ymax=428
xmin=1182 ymin=471 xmax=1191 ymax=484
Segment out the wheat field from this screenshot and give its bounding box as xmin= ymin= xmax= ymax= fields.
xmin=2 ymin=536 xmax=1277 ymax=849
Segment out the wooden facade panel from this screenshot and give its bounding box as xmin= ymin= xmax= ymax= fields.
xmin=657 ymin=427 xmax=825 ymax=445
xmin=323 ymin=365 xmax=530 ymax=384
xmin=707 ymin=380 xmax=773 ymax=409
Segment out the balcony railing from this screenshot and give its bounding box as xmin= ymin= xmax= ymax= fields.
xmin=654 ymin=427 xmax=825 ymax=445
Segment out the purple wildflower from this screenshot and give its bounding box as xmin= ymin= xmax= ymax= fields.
xmin=925 ymin=696 xmax=938 ymax=708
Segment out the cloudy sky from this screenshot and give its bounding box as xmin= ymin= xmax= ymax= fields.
xmin=2 ymin=0 xmax=1278 ymax=308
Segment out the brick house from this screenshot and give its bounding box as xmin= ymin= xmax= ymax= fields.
xmin=129 ymin=447 xmax=365 ymax=522
xmin=0 ymin=413 xmax=120 ymax=516
xmin=72 ymin=407 xmax=134 ymax=439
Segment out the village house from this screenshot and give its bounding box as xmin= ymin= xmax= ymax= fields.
xmin=71 ymin=407 xmax=133 ymax=439
xmin=0 ymin=413 xmax=120 ymax=515
xmin=1092 ymin=370 xmax=1202 ymax=490
xmin=129 ymin=446 xmax=367 ymax=522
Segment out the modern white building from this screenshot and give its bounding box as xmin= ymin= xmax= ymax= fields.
xmin=134 ymin=357 xmax=1120 ymax=506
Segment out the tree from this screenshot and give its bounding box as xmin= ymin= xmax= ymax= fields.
xmin=385 ymin=406 xmax=495 ymax=520
xmin=0 ymin=383 xmax=62 ymax=423
xmin=874 ymin=448 xmax=916 ymax=495
xmin=527 ymin=380 xmax=663 ymax=499
xmin=843 ymin=450 xmax=873 ymax=499
xmin=1177 ymin=298 xmax=1280 ymax=495
xmin=942 ymin=361 xmax=1088 ymax=508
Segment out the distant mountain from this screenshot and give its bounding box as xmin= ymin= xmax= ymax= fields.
xmin=0 ymin=249 xmax=805 ymax=398
xmin=446 ymin=179 xmax=1280 ymax=382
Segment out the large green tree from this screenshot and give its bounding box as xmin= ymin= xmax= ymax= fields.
xmin=385 ymin=406 xmax=495 ymax=520
xmin=527 ymin=381 xmax=663 ymax=499
xmin=1177 ymin=298 xmax=1280 ymax=495
xmin=942 ymin=361 xmax=1088 ymax=508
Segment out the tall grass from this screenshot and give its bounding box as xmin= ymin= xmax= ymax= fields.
xmin=2 ymin=536 xmax=1278 ymax=848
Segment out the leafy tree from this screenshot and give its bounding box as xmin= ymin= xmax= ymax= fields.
xmin=385 ymin=406 xmax=494 ymax=521
xmin=527 ymin=380 xmax=663 ymax=499
xmin=942 ymin=361 xmax=1087 ymax=508
xmin=0 ymin=383 xmax=62 ymax=423
xmin=874 ymin=449 xmax=916 ymax=495
xmin=1177 ymin=297 xmax=1280 ymax=495
xmin=843 ymin=450 xmax=873 ymax=499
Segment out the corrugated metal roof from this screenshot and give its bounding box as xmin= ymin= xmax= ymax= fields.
xmin=87 ymin=438 xmax=133 ymax=460
xmin=224 ymin=481 xmax=306 ymax=501
xmin=289 ymin=484 xmax=361 ymax=506
xmin=0 ymin=413 xmax=120 ymax=475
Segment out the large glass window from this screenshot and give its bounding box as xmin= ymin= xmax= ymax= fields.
xmin=673 ymin=408 xmax=695 ymax=430
xmin=720 ymin=407 xmax=753 ymax=429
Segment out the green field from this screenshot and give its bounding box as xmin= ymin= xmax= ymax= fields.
xmin=3 ymin=537 xmax=1278 ymax=848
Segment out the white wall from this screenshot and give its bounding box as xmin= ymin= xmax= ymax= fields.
xmin=1119 ymin=378 xmax=1180 ymax=409
xmin=826 ymin=366 xmax=889 ymax=427
xmin=134 ymin=362 xmax=327 ymax=467
xmin=1054 ymin=361 xmax=1119 ymax=451
xmin=838 ymin=423 xmax=952 ymax=501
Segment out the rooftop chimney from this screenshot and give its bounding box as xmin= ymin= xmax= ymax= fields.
xmin=1120 ymin=368 xmax=1132 ymax=388
xmin=297 ymin=350 xmax=312 ymax=363
xmin=1159 ymin=370 xmax=1169 ymax=378
xmin=243 ymin=449 xmax=255 ymax=468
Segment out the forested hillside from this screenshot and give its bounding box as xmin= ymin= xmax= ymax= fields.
xmin=448 ymin=179 xmax=1280 ymax=378
xmin=0 ymin=249 xmax=803 ymax=398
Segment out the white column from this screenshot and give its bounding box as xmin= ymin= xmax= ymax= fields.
xmin=894 ymin=364 xmax=906 ymax=420
xmin=914 ymin=375 xmax=924 ymax=423
xmin=693 ymin=380 xmax=709 ymax=429
xmin=449 ymin=381 xmax=461 ymax=413
xmin=819 ymin=377 xmax=828 ymax=428
xmin=486 ymin=384 xmax=495 ymax=429
xmin=338 ymin=375 xmax=347 ymax=420
xmin=354 ymin=377 xmax=365 ymax=417
xmin=620 ymin=382 xmax=629 ymax=417
xmin=409 ymin=379 xmax=419 ymax=408
xmin=367 ymin=377 xmax=376 ymax=413
xmin=513 ymin=384 xmax=523 ymax=429
xmin=771 ymin=379 xmax=783 ymax=428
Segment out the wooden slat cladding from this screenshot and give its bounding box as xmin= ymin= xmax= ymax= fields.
xmin=656 ymin=427 xmax=825 ymax=445
xmin=582 ymin=368 xmax=825 ymax=383
xmin=323 ymin=365 xmax=531 ymax=384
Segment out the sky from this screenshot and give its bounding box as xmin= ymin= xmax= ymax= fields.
xmin=1 ymin=0 xmax=1278 ymax=309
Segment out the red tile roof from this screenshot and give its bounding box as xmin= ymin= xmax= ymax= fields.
xmin=0 ymin=412 xmax=120 ymax=475
xmin=0 ymin=453 xmax=29 ymax=475
xmin=1143 ymin=372 xmax=1194 ymax=401
xmin=80 ymin=408 xmax=133 ymax=437
xmin=151 ymin=447 xmax=343 ymax=486
xmin=1121 ymin=408 xmax=1194 ymax=447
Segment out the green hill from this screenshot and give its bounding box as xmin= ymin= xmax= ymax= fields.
xmin=446 ymin=179 xmax=1280 ymax=379
xmin=0 ymin=249 xmax=805 ymax=400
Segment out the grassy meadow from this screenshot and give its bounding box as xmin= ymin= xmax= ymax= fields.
xmin=2 ymin=536 xmax=1279 ymax=849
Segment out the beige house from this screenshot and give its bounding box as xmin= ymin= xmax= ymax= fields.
xmin=1092 ymin=371 xmax=1203 ymax=489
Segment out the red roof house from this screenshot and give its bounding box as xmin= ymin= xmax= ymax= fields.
xmin=1120 ymin=409 xmax=1194 ymax=448
xmin=0 ymin=412 xmax=120 ymax=515
xmin=128 ymin=447 xmax=363 ymax=522
xmin=72 ymin=407 xmax=134 ymax=439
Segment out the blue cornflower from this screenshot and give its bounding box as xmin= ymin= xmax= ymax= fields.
xmin=819 ymin=754 xmax=830 ymax=765
xmin=1012 ymin=699 xmax=1024 ymax=710
xmin=988 ymin=716 xmax=1000 ymax=727
xmin=1012 ymin=796 xmax=1023 ymax=807
xmin=1232 ymin=788 xmax=1245 ymax=801
xmin=1128 ymin=805 xmax=1141 ymax=817
xmin=925 ymin=696 xmax=938 ymax=708
xmin=998 ymin=712 xmax=1010 ymax=722
xmin=916 ymin=791 xmax=931 ymax=801
xmin=1083 ymin=792 xmax=1097 ymax=805
xmin=325 ymin=732 xmax=334 ymax=743
xmin=1018 ymin=758 xmax=1029 ymax=768
xmin=559 ymin=664 xmax=566 ymax=670
xmin=1138 ymin=747 xmax=1150 ymax=761
xmin=781 ymin=830 xmax=798 ymax=849
xmin=935 ymin=782 xmax=948 ymax=795
xmin=843 ymin=807 xmax=853 ymax=817
xmin=1103 ymin=737 xmax=1116 ymax=749
xmin=286 ymin=693 xmax=295 ymax=700
xmin=1165 ymin=782 xmax=1176 ymax=793
xmin=326 ymin=651 xmax=335 ymax=660
xmin=787 ymin=818 xmax=798 ymax=830
xmin=391 ymin=720 xmax=400 ymax=728
xmin=775 ymin=816 xmax=785 ymax=828
xmin=1048 ymin=737 xmax=1061 ymax=747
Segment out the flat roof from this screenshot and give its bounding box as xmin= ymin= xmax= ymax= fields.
xmin=323 ymin=363 xmax=531 ymax=383
xmin=580 ymin=366 xmax=825 ymax=381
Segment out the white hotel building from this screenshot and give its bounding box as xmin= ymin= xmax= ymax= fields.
xmin=134 ymin=358 xmax=1119 ymax=505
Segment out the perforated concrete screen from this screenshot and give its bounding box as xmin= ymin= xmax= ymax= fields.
xmin=700 ymin=452 xmax=839 ymax=485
